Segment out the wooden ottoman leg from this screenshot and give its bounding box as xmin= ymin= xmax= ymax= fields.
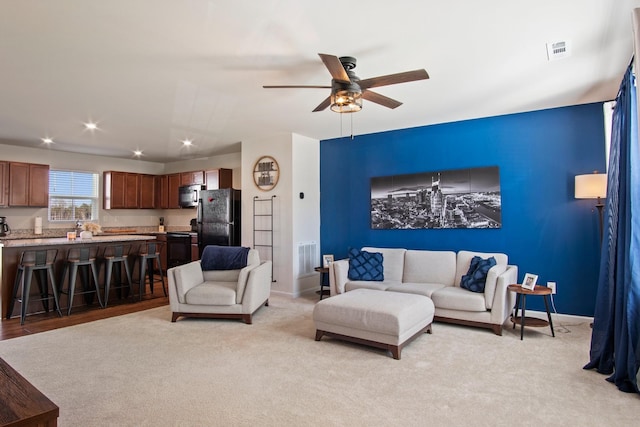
xmin=315 ymin=330 xmax=324 ymax=341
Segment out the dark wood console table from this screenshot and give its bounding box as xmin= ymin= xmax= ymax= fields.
xmin=0 ymin=357 xmax=59 ymax=426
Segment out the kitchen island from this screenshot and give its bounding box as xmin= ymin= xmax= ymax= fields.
xmin=0 ymin=234 xmax=156 ymax=321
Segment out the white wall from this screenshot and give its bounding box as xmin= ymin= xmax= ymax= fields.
xmin=241 ymin=132 xmax=320 ymax=297
xmin=292 ymin=134 xmax=320 ymax=296
xmin=0 ymin=143 xmax=240 ymax=232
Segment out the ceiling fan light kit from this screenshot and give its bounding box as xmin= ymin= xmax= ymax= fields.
xmin=263 ymin=53 xmax=429 ymax=113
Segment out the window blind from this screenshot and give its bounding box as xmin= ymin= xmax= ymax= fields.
xmin=48 ymin=170 xmax=99 ymax=221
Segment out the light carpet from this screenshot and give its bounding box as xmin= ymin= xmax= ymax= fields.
xmin=0 ymin=294 xmax=637 ymax=426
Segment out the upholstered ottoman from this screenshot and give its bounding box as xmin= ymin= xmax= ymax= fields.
xmin=313 ymin=288 xmax=434 ymax=359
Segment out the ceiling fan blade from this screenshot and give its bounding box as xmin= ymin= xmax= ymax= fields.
xmin=318 ymin=53 xmax=350 ymax=83
xmin=263 ymin=85 xmax=331 ymax=89
xmin=312 ymin=96 xmax=332 ymax=112
xmin=357 ymin=69 xmax=429 ymax=90
xmin=361 ymin=90 xmax=403 ymax=109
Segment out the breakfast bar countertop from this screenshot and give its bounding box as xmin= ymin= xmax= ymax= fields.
xmin=0 ymin=234 xmax=156 ymax=248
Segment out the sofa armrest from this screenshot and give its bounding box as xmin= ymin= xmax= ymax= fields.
xmin=329 ymin=259 xmax=349 ymax=295
xmin=489 ymin=265 xmax=519 ymax=325
xmin=169 ymin=261 xmax=204 ymax=304
xmin=241 ymin=261 xmax=272 ymax=311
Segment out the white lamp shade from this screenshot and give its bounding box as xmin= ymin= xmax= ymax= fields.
xmin=575 ymin=173 xmax=607 ymax=199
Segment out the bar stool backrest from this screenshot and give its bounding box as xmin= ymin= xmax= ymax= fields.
xmin=139 ymin=241 xmax=163 ymax=256
xmin=102 ymin=244 xmax=131 ymax=259
xmin=20 ymin=249 xmax=58 ymax=267
xmin=67 ymin=246 xmax=98 ymax=262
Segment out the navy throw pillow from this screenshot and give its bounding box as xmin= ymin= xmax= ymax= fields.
xmin=347 ymin=248 xmax=384 ymax=281
xmin=460 ymin=256 xmax=497 ymax=293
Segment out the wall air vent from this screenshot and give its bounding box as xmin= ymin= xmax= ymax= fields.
xmin=546 ymin=40 xmax=571 ymax=61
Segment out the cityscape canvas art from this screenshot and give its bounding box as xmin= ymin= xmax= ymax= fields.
xmin=371 ymin=166 xmax=501 ymax=229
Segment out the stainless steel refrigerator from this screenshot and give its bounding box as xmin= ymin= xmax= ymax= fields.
xmin=197 ymin=189 xmax=241 ymax=255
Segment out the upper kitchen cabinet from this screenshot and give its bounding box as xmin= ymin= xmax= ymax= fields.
xmin=139 ymin=174 xmax=156 ymax=209
xmin=180 ymin=170 xmax=204 ymax=186
xmin=104 ymin=171 xmax=139 ymax=209
xmin=168 ymin=173 xmax=181 ymax=209
xmin=0 ymin=161 xmax=8 ymax=207
xmin=205 ymin=168 xmax=232 ymax=189
xmin=155 ymin=175 xmax=168 ymax=209
xmin=8 ymin=162 xmax=49 ymax=207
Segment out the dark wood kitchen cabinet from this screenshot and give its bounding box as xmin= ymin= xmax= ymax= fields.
xmin=8 ymin=162 xmax=49 ymax=207
xmin=0 ymin=161 xmax=8 ymax=207
xmin=168 ymin=173 xmax=181 ymax=209
xmin=155 ymin=175 xmax=168 ymax=209
xmin=104 ymin=171 xmax=139 ymax=209
xmin=205 ymin=168 xmax=232 ymax=189
xmin=180 ymin=170 xmax=204 ymax=186
xmin=139 ymin=174 xmax=156 ymax=209
xmin=157 ymin=234 xmax=168 ymax=273
xmin=191 ymin=234 xmax=199 ymax=261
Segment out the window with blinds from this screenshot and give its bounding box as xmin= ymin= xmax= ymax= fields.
xmin=48 ymin=170 xmax=100 ymax=221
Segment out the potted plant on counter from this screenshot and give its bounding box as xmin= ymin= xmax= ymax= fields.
xmin=80 ymin=222 xmax=101 ymax=239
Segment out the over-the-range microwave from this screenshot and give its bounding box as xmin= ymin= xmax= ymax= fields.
xmin=178 ymin=184 xmax=205 ymax=208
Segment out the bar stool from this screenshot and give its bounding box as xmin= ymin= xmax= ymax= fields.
xmin=7 ymin=249 xmax=62 ymax=325
xmin=134 ymin=241 xmax=166 ymax=300
xmin=99 ymin=244 xmax=133 ymax=306
xmin=58 ymin=246 xmax=104 ymax=315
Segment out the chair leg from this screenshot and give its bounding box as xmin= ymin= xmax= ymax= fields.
xmin=7 ymin=268 xmax=23 ymax=320
xmin=47 ymin=265 xmax=62 ymax=318
xmin=91 ymin=263 xmax=104 ymax=308
xmin=67 ymin=264 xmax=78 ymax=316
xmin=138 ymin=257 xmax=147 ymax=301
xmin=156 ymin=257 xmax=167 ymax=297
xmin=103 ymin=260 xmax=113 ymax=305
xmin=21 ymin=267 xmax=34 ymax=325
xmin=122 ymin=259 xmax=134 ymax=300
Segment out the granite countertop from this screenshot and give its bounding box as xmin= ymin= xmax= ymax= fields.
xmin=0 ymin=234 xmax=157 ymax=248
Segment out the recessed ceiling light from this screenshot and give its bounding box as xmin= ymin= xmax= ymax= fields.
xmin=181 ymin=139 xmax=193 ymax=147
xmin=41 ymin=137 xmax=54 ymax=144
xmin=84 ymin=122 xmax=98 ymax=131
xmin=133 ymin=150 xmax=143 ymax=157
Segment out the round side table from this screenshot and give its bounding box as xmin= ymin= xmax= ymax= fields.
xmin=508 ymin=284 xmax=555 ymax=340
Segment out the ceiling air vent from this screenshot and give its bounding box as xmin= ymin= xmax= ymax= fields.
xmin=546 ymin=40 xmax=571 ymax=61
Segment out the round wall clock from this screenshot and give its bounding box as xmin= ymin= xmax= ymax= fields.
xmin=253 ymin=155 xmax=280 ymax=191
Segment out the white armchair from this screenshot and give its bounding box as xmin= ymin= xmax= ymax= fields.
xmin=167 ymin=248 xmax=272 ymax=324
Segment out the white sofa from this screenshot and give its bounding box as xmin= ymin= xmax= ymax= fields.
xmin=329 ymin=247 xmax=518 ymax=335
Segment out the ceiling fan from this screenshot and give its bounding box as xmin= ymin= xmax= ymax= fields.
xmin=263 ymin=53 xmax=429 ymax=113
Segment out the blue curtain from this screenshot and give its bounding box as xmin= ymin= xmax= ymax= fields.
xmin=584 ymin=62 xmax=640 ymax=394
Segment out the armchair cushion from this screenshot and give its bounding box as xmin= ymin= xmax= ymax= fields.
xmin=185 ymin=282 xmax=236 ymax=305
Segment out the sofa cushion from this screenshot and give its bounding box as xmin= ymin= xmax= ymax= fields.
xmin=460 ymin=256 xmax=497 ymax=293
xmin=185 ymin=282 xmax=236 ymax=305
xmin=387 ymin=282 xmax=447 ymax=298
xmin=348 ymin=248 xmax=384 ymax=281
xmin=362 ymin=247 xmax=406 ymax=282
xmin=455 ymin=250 xmax=508 ymax=286
xmin=402 ymin=250 xmax=456 ymax=287
xmin=345 ymin=280 xmax=395 ymax=292
xmin=431 ymin=286 xmax=487 ymax=312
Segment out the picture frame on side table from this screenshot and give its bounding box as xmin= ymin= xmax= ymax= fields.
xmin=322 ymin=254 xmax=334 ymax=268
xmin=522 ymin=273 xmax=538 ymax=290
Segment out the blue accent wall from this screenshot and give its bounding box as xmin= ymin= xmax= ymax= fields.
xmin=320 ymin=103 xmax=606 ymax=316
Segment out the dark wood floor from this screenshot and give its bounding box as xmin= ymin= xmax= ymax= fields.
xmin=1 ymin=284 xmax=169 ymax=341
